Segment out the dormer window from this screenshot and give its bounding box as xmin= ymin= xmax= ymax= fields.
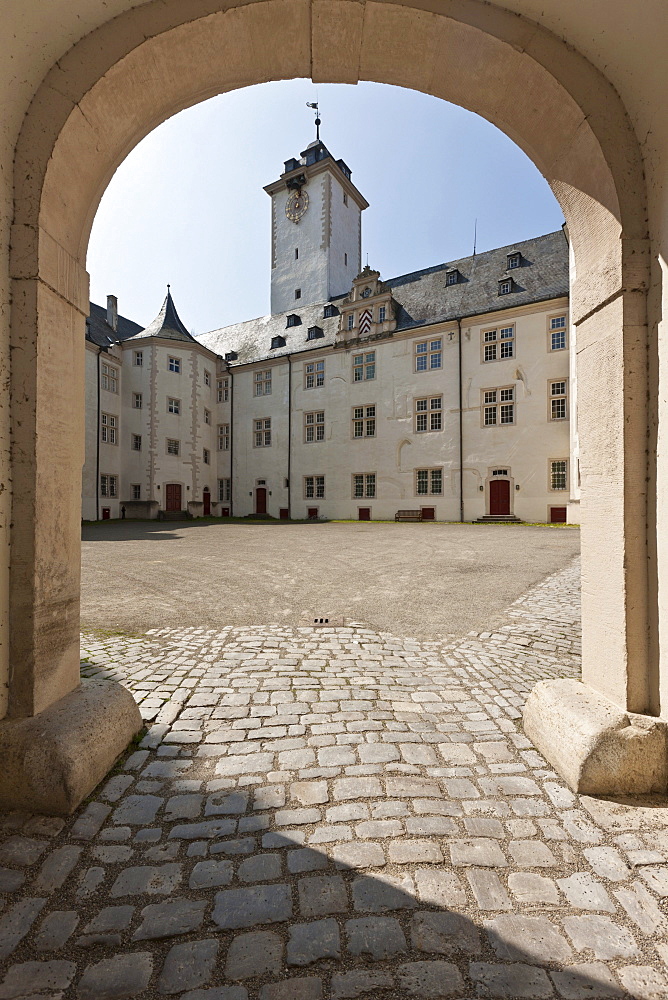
xmin=507 ymin=252 xmax=521 ymax=269
xmin=224 ymin=351 xmax=238 ymax=362
xmin=323 ymin=304 xmax=339 ymax=318
xmin=307 ymin=326 xmax=324 ymax=341
xmin=271 ymin=336 xmax=286 ymax=350
xmin=286 ymin=314 xmax=301 ymax=328
xmin=446 ymin=269 xmax=459 ymax=286
xmin=498 ymin=279 xmax=513 ymax=295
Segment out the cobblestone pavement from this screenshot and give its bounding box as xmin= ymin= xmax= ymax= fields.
xmin=3 ymin=556 xmax=668 ymax=998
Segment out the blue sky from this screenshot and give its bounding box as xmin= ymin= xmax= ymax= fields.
xmin=88 ymin=79 xmax=564 ymax=335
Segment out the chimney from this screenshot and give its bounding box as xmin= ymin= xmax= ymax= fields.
xmin=106 ymin=294 xmax=118 ymax=331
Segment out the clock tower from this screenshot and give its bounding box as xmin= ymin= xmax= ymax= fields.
xmin=264 ymin=140 xmax=369 ymax=315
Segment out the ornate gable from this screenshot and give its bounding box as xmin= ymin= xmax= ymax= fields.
xmin=338 ymin=265 xmax=397 ymax=344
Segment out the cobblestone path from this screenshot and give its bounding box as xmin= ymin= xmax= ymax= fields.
xmin=3 ymin=557 xmax=668 ymax=998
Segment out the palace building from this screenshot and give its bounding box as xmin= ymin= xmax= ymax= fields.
xmin=83 ymin=137 xmax=571 ymax=524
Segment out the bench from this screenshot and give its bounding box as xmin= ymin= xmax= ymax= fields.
xmin=395 ymin=509 xmax=423 ymax=522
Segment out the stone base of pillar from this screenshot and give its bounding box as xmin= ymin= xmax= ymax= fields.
xmin=0 ymin=678 xmax=143 ymax=815
xmin=523 ymin=679 xmax=668 ymax=795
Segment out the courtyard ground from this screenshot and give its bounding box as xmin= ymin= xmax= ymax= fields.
xmin=80 ymin=521 xmax=580 ymax=639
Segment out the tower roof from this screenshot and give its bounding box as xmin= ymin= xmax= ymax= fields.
xmin=124 ymin=287 xmax=196 ymax=343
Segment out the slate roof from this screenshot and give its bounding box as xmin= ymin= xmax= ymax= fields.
xmin=121 ymin=288 xmax=197 ymax=343
xmin=87 ymin=302 xmax=143 ymax=347
xmin=197 ymin=230 xmax=568 ymax=366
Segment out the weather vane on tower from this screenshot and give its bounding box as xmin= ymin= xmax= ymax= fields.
xmin=306 ymin=101 xmax=321 ymax=142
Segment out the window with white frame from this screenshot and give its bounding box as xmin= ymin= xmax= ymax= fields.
xmin=353 ymin=473 xmax=376 ymax=498
xmin=203 ymin=448 xmax=210 ymax=465
xmin=204 ymin=408 xmax=211 ymax=425
xmin=415 ymin=338 xmax=442 ymax=371
xmin=166 ymin=438 xmax=180 ymax=456
xmin=304 ymin=360 xmax=325 ymax=389
xmin=483 ymin=325 xmax=515 ymax=362
xmin=550 ymin=460 xmax=568 ymax=491
xmin=550 ymin=315 xmax=567 ymax=351
xmin=507 ymin=252 xmax=521 ymax=269
xmin=101 ymin=413 xmax=117 ymax=444
xmin=131 ymin=484 xmax=141 ymax=500
xmin=415 ymin=395 xmax=442 ymax=432
xmin=100 ymin=474 xmax=118 ymax=497
xmin=218 ymin=478 xmax=231 ymax=502
xmin=304 ymin=475 xmax=325 ymax=499
xmin=218 ymin=424 xmax=230 ymax=451
xmin=446 ymin=269 xmax=459 ymax=286
xmin=353 ymin=351 xmax=375 ymax=381
xmin=204 ymin=370 xmax=211 ymax=386
xmin=168 ymin=356 xmax=181 ymax=373
xmin=550 ymin=380 xmax=568 ymax=420
xmin=304 ymin=411 xmax=325 ymax=442
xmin=132 ymin=392 xmax=142 ymax=409
xmin=347 ymin=313 xmax=354 ymax=331
xmin=254 ymin=418 xmax=271 ymax=447
xmin=352 ymin=405 xmax=376 ymax=438
xmin=378 ymin=306 xmax=386 ymax=323
xmin=483 ymin=386 xmax=515 ymax=425
xmin=217 ymin=377 xmax=229 ymax=403
xmin=415 ymin=468 xmax=443 ymax=495
xmin=254 ymin=370 xmax=272 ymax=396
xmin=131 ymin=434 xmax=141 ymax=451
xmin=101 ymin=363 xmax=118 ymax=393
xmin=167 ymin=397 xmax=180 ymax=414
xmin=133 ymin=351 xmax=143 ymax=367
xmin=498 ymin=279 xmax=512 ymax=295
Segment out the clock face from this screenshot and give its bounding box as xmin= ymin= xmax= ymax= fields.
xmin=286 ymin=190 xmax=309 ymax=223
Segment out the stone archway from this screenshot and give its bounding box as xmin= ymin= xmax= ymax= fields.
xmin=3 ymin=0 xmax=654 ymax=811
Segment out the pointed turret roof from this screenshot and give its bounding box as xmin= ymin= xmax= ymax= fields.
xmin=123 ymin=287 xmax=196 ymax=343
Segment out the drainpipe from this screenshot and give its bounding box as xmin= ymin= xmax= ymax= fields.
xmin=287 ymin=354 xmax=292 ymax=519
xmin=457 ymin=318 xmax=464 ymax=523
xmin=94 ymin=328 xmax=102 ymax=522
xmin=228 ymin=364 xmax=234 ymax=516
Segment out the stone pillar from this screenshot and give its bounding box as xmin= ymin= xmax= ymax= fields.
xmin=0 ymin=226 xmax=142 ymax=814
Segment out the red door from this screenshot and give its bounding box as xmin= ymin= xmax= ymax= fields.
xmin=255 ymin=488 xmax=267 ymax=514
xmin=358 ymin=508 xmax=371 ymax=521
xmin=550 ymin=506 xmax=567 ymax=523
xmin=203 ymin=489 xmax=211 ymax=515
xmin=307 ymin=507 xmax=319 ymax=518
xmin=490 ymin=479 xmax=510 ymax=515
xmin=421 ymin=508 xmax=435 ymax=521
xmin=165 ymin=483 xmax=182 ymax=511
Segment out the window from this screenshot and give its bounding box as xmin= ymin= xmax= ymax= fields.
xmin=483 ymin=386 xmax=515 ymax=426
xmin=218 ymin=424 xmax=230 ymax=451
xmin=344 ymin=253 xmax=348 ymax=266
xmin=347 ymin=314 xmax=354 ymax=331
xmin=204 ymin=370 xmax=211 ymax=386
xmin=225 ymin=351 xmax=238 ymax=362
xmin=378 ymin=306 xmax=386 ymax=323
xmin=131 ymin=434 xmax=141 ymax=451
xmin=133 ymin=351 xmax=143 ymax=367
xmin=353 ymin=351 xmax=375 ymax=381
xmin=352 ymin=405 xmax=376 ymax=438
xmin=550 ymin=380 xmax=568 ymax=420
xmin=304 ymin=475 xmax=325 ymax=499
xmin=304 ymin=360 xmax=325 ymax=389
xmin=167 ymin=397 xmax=180 ymax=414
xmin=254 ymin=370 xmax=272 ymax=396
xmin=295 ymin=288 xmax=301 ymax=300
xmin=307 ymin=326 xmax=323 ymax=340
xmin=254 ymin=418 xmax=271 ymax=447
xmin=217 ymin=377 xmax=229 ymax=403
xmin=415 ymin=468 xmax=443 ymax=495
xmin=132 ymin=392 xmax=142 ymax=409
xmin=343 ymin=193 xmax=348 ymax=206
xmin=100 ymin=474 xmax=118 ymax=498
xmin=218 ymin=478 xmax=231 ymax=502
xmin=295 ymin=248 xmax=299 ymax=260
xmin=353 ymin=473 xmax=376 ymax=498
xmin=204 ymin=408 xmax=211 ymax=425
xmin=203 ymin=448 xmax=210 ymax=465
xmin=168 ymin=356 xmax=181 ymax=373
xmin=550 ymin=315 xmax=567 ymax=351
xmin=446 ymin=269 xmax=459 ymax=286
xmin=271 ymin=336 xmax=286 ymax=349
xmin=101 ymin=413 xmax=117 ymax=444
xmin=483 ymin=325 xmax=515 ymax=362
xmin=551 ymin=460 xmax=568 ymax=491
xmin=498 ymin=279 xmax=512 ymax=295
xmin=323 ymin=304 xmax=338 ymax=318
xmin=415 ymin=396 xmax=442 ymax=432
xmin=415 ymin=338 xmax=442 ymax=371
xmin=286 ymin=315 xmax=301 ymax=328
xmin=507 ymin=252 xmax=521 ymax=269
xmin=493 ymin=468 xmax=509 ymax=476
xmin=167 ymin=438 xmax=180 ymax=455
xmin=304 ymin=411 xmax=325 ymax=443
xmin=131 ymin=484 xmax=141 ymax=500
xmin=101 ymin=363 xmax=118 ymax=393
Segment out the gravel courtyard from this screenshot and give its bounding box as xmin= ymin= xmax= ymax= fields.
xmin=81 ymin=521 xmax=580 ymax=639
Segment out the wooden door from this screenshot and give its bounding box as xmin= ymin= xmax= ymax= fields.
xmin=489 ymin=479 xmax=510 ymax=515
xmin=255 ymin=488 xmax=267 ymax=514
xmin=203 ymin=490 xmax=211 ymax=515
xmin=358 ymin=508 xmax=371 ymax=521
xmin=550 ymin=506 xmax=567 ymax=523
xmin=165 ymin=483 xmax=182 ymax=511
xmin=421 ymin=507 xmax=435 ymax=521
xmin=279 ymin=508 xmax=289 ymax=520
xmin=307 ymin=507 xmax=319 ymax=518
